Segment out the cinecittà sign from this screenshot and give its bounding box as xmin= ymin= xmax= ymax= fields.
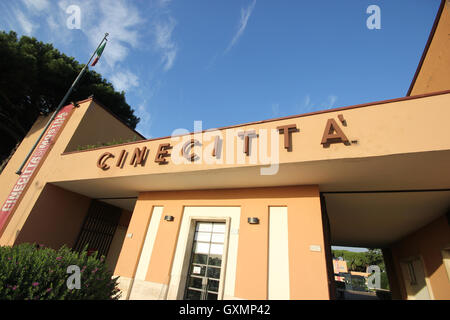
xmin=97 ymin=114 xmax=356 ymax=172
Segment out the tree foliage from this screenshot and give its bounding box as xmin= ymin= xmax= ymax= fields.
xmin=333 ymin=249 xmax=390 ymax=290
xmin=0 ymin=30 xmax=140 ymax=163
xmin=332 ymin=249 xmax=385 ymax=272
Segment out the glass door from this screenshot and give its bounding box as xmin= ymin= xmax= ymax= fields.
xmin=184 ymin=221 xmax=226 ymax=300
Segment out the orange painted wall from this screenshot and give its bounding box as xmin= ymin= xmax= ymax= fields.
xmin=64 ymin=101 xmax=144 ymax=153
xmin=390 ymin=214 xmax=450 ymax=299
xmin=14 ymin=183 xmax=91 ymax=250
xmin=52 ymin=93 xmax=450 ymax=187
xmin=145 ymin=203 xmax=183 ymax=284
xmin=113 ymin=194 xmax=154 ymax=278
xmin=0 ymin=114 xmax=53 ymax=243
xmin=0 ymin=98 xmax=142 ymax=246
xmin=287 ymin=187 xmax=330 ymax=299
xmin=410 ymin=1 xmax=450 ymax=96
xmin=113 ymin=186 xmax=330 ymax=300
xmin=234 ymin=201 xmax=269 ymax=299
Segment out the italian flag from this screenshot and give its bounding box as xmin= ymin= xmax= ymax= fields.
xmin=91 ymin=42 xmax=107 ymax=67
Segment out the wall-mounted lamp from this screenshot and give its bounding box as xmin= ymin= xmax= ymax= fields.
xmin=164 ymin=215 xmax=174 ymax=222
xmin=247 ymin=217 xmax=259 ymax=224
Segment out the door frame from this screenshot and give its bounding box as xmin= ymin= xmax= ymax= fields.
xmin=177 ymin=216 xmax=231 ymax=300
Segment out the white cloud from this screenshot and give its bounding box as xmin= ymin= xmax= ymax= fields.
xmin=271 ymin=103 xmax=280 ymax=117
xmin=322 ymin=95 xmax=338 ymax=109
xmin=293 ymin=94 xmax=311 ymax=113
xmin=329 ymin=95 xmax=338 ymax=107
xmin=225 ymin=0 xmax=256 ymax=53
xmin=110 ymin=70 xmax=139 ymax=92
xmin=296 ymin=94 xmax=338 ymax=113
xmin=46 ymin=15 xmax=58 ymax=31
xmin=22 ymin=0 xmax=49 ymax=12
xmin=154 ymin=18 xmax=177 ymax=71
xmin=14 ymin=9 xmax=35 ymax=35
xmin=97 ymin=1 xmax=142 ymax=47
xmin=137 ymin=104 xmax=151 ymax=123
xmin=6 ymin=0 xmax=179 ymax=74
xmin=135 ymin=103 xmax=153 ymax=139
xmin=55 ymin=0 xmax=178 ymax=71
xmin=158 ymin=0 xmax=172 ymax=7
xmin=55 ymin=0 xmax=145 ymax=68
xmin=303 ymin=95 xmax=311 ymax=108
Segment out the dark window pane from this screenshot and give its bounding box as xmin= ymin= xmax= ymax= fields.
xmin=207 ymin=279 xmax=219 ymax=292
xmin=185 ymin=289 xmax=202 ymax=300
xmin=208 ymin=255 xmax=222 ymax=266
xmin=190 ymin=265 xmax=206 ymax=276
xmin=207 ymin=267 xmax=221 ymax=279
xmin=193 ymin=254 xmax=208 ymax=265
xmin=207 ymin=292 xmax=218 ymax=300
xmin=188 ymin=276 xmax=204 ymax=289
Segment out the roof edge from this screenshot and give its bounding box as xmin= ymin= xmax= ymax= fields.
xmin=406 ymin=0 xmax=446 ymax=96
xmin=61 ymin=89 xmax=450 ymax=156
xmin=68 ymin=96 xmax=146 ymax=140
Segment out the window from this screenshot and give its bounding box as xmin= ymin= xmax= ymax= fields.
xmin=406 ymin=261 xmax=417 ymax=285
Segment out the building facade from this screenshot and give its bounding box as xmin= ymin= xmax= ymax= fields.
xmin=1 ymin=0 xmax=449 ymax=300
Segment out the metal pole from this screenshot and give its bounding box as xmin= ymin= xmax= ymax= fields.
xmin=15 ymin=33 xmax=109 ymax=175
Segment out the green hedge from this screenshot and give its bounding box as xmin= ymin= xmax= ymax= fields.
xmin=0 ymin=243 xmax=121 ymax=300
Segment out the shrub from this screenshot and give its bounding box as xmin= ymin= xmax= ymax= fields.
xmin=351 ymin=275 xmax=368 ymax=291
xmin=76 ymin=135 xmax=140 ymax=151
xmin=0 ymin=243 xmax=121 ymax=300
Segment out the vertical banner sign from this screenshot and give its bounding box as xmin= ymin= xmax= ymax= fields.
xmin=0 ymin=104 xmax=74 ymax=234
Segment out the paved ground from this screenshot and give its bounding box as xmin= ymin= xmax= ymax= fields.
xmin=344 ymin=290 xmax=380 ymax=300
xmin=336 ymin=289 xmax=380 ymax=300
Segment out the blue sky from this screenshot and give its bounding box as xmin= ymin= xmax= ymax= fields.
xmin=0 ymin=0 xmax=441 ymax=142
xmin=331 ymin=246 xmax=368 ymax=253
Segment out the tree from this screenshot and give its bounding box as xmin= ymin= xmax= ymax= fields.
xmin=0 ymin=31 xmax=140 ymax=164
xmin=332 ymin=249 xmax=385 ymax=272
xmin=365 ymin=248 xmax=385 ymax=272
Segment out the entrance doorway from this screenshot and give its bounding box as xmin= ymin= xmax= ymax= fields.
xmin=184 ymin=222 xmax=226 ymax=300
xmin=73 ymin=200 xmax=122 ymax=257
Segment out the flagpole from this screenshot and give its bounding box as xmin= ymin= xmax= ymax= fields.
xmin=15 ymin=33 xmax=109 ymax=175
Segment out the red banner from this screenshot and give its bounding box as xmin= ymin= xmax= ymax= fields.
xmin=0 ymin=104 xmax=74 ymax=234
